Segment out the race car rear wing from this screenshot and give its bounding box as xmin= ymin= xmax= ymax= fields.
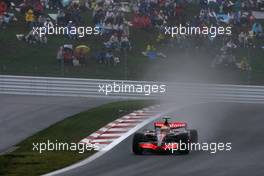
xmin=154 ymin=122 xmax=187 ymax=128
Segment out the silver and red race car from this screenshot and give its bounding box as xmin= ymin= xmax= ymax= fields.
xmin=132 ymin=117 xmax=198 ymax=155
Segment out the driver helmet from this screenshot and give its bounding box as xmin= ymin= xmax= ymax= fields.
xmin=160 ymin=124 xmax=170 ymax=132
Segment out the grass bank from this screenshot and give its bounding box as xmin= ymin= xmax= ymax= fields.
xmin=0 ymin=100 xmax=153 ymax=176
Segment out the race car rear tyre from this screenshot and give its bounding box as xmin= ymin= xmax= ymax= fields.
xmin=178 ymin=133 xmax=190 ymax=155
xmin=132 ymin=133 xmax=145 ymax=155
xmin=189 ymin=129 xmax=198 ymax=143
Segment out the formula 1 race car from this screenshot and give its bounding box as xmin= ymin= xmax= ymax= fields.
xmin=132 ymin=117 xmax=198 ymax=155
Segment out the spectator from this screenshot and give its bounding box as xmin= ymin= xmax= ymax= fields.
xmin=37 ymin=15 xmax=46 ymax=26
xmin=66 ymin=21 xmax=76 ymax=39
xmin=0 ymin=0 xmax=6 ymax=28
xmin=105 ymin=50 xmax=114 ymax=65
xmin=252 ymin=22 xmax=263 ymax=38
xmin=0 ymin=14 xmax=3 ymax=28
xmin=104 ymin=33 xmax=119 ymax=49
xmin=238 ymin=31 xmax=247 ymax=47
xmin=25 ymin=9 xmax=35 ymax=29
xmin=0 ymin=1 xmax=7 ymax=16
xmin=49 ymin=0 xmax=62 ymax=9
xmin=56 ymin=46 xmax=64 ymax=63
xmin=44 ymin=18 xmax=53 ymax=28
xmin=120 ymin=34 xmax=131 ymax=51
xmin=57 ymin=9 xmax=66 ymax=25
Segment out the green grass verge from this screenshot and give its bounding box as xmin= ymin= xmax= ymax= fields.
xmin=0 ymin=100 xmax=154 ymax=176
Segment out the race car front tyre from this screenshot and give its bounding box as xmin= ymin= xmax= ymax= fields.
xmin=132 ymin=133 xmax=145 ymax=155
xmin=189 ymin=129 xmax=198 ymax=143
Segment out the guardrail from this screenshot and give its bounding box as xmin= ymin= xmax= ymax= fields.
xmin=1 ymin=75 xmax=264 ymax=103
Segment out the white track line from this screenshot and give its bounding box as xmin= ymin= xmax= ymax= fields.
xmin=113 ymin=123 xmax=136 ymax=127
xmin=107 ymin=128 xmax=129 ymax=132
xmin=91 ymin=139 xmax=114 ymax=143
xmin=89 ymin=133 xmax=100 ymax=138
xmin=100 ymin=133 xmax=124 ymax=137
xmin=80 ymin=138 xmax=90 ymax=143
xmin=98 ymin=127 xmax=109 ymax=132
xmin=128 ymin=113 xmax=138 ymax=116
xmin=121 ymin=115 xmax=131 ymax=119
xmin=121 ymin=119 xmax=143 ymax=122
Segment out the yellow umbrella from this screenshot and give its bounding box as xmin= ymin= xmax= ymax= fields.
xmin=75 ymin=45 xmax=90 ymax=55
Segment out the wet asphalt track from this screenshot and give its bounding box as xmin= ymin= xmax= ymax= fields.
xmin=0 ymin=95 xmax=114 ymax=153
xmin=60 ymin=102 xmax=264 ymax=176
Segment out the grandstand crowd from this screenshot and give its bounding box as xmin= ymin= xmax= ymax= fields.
xmin=1 ymin=0 xmax=264 ymax=70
